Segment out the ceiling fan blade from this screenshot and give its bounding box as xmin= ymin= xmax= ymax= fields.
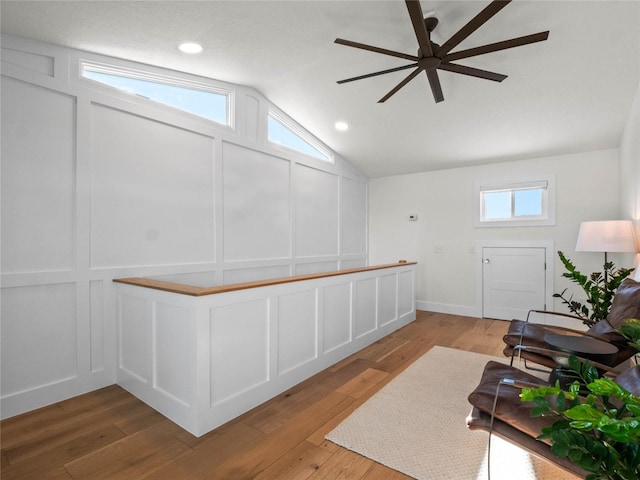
xmin=335 ymin=38 xmax=419 ymax=62
xmin=378 ymin=67 xmax=423 ymax=103
xmin=437 ymin=0 xmax=511 ymax=57
xmin=405 ymin=0 xmax=433 ymax=57
xmin=426 ymin=69 xmax=444 ymax=103
xmin=442 ymin=31 xmax=549 ymax=62
xmin=337 ymin=63 xmax=418 ymax=84
xmin=438 ymin=62 xmax=507 ymax=82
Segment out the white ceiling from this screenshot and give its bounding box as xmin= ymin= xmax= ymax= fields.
xmin=1 ymin=0 xmax=639 ymax=178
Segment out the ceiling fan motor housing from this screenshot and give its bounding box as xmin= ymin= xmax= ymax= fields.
xmin=424 ymin=17 xmax=439 ymax=32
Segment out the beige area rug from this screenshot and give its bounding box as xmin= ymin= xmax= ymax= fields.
xmin=326 ymin=346 xmax=579 ymax=480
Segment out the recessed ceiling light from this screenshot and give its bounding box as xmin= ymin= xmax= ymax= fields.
xmin=178 ymin=42 xmax=203 ymax=54
xmin=335 ymin=121 xmax=349 ymax=131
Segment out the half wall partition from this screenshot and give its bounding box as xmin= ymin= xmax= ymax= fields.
xmin=114 ymin=263 xmax=416 ymax=436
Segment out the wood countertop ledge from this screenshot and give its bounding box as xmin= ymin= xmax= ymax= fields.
xmin=113 ymin=262 xmax=416 ymax=297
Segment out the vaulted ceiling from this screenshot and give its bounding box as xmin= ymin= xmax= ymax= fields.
xmin=2 ymin=1 xmax=639 ymax=177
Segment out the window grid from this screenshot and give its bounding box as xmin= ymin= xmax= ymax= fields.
xmin=480 ymin=186 xmax=548 ymax=223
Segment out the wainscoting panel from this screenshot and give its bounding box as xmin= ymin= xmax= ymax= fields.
xmin=277 ymin=289 xmax=318 ymax=375
xmin=222 ymin=142 xmax=291 ymax=261
xmin=1 ymin=283 xmax=78 ymax=396
xmin=1 ymin=76 xmax=76 ymax=274
xmin=398 ymin=270 xmax=415 ymax=318
xmin=341 ymin=177 xmax=368 ymax=255
xmin=354 ymin=277 xmax=377 ymax=338
xmin=1 ymin=46 xmax=55 ymax=78
xmin=222 ymin=264 xmax=292 ymax=285
xmin=322 ymin=282 xmax=352 ymax=354
xmin=1 ymin=34 xmax=369 ymax=420
xmin=341 ymin=258 xmax=368 ymax=269
xmin=118 ymin=294 xmax=153 ymax=383
xmin=378 ymin=273 xmax=398 ymax=326
xmin=295 ymin=261 xmax=340 ymax=275
xmin=90 ymin=280 xmax=105 ymax=373
xmin=294 ymin=164 xmax=339 ymax=257
xmin=209 ymin=299 xmax=270 ymax=406
xmin=243 ymin=94 xmax=260 ymax=143
xmin=154 ymin=303 xmax=195 ymax=407
xmin=90 ymin=103 xmax=216 ymax=268
xmin=114 ymin=263 xmax=415 ymax=436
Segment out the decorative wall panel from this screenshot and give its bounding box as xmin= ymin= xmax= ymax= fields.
xmin=295 ymin=261 xmax=339 ymax=275
xmin=341 ymin=177 xmax=367 ymax=255
xmin=222 ymin=142 xmax=291 ymax=261
xmin=119 ymin=295 xmax=152 ymax=383
xmin=1 ymin=35 xmax=369 ymax=419
xmin=354 ymin=277 xmax=377 ymax=338
xmin=295 ymin=164 xmax=339 ymax=257
xmin=90 ymin=280 xmax=105 ymax=372
xmin=277 ymin=289 xmax=317 ymax=374
xmin=244 ymin=95 xmax=260 ymax=142
xmin=1 ymin=77 xmax=75 ymax=273
xmin=210 ymin=299 xmax=270 ymax=405
xmin=322 ymin=283 xmax=352 ymax=353
xmin=378 ymin=273 xmax=398 ymax=326
xmin=1 ymin=283 xmax=77 ymax=396
xmin=90 ymin=104 xmax=215 ymax=268
xmin=398 ymin=270 xmax=414 ymax=317
xmin=341 ymin=258 xmax=368 ymax=269
xmin=155 ymin=303 xmax=195 ymax=407
xmin=1 ymin=47 xmax=54 ymax=77
xmin=223 ymin=265 xmax=291 ymax=284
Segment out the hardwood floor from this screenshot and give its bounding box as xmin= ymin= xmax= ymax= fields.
xmin=0 ymin=311 xmax=510 ymax=479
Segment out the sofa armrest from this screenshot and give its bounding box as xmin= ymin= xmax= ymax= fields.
xmin=510 ymin=344 xmax=621 ymax=375
xmin=525 ymin=309 xmax=585 ymax=324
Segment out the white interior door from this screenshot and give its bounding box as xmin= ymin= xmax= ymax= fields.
xmin=482 ymin=247 xmax=546 ymax=321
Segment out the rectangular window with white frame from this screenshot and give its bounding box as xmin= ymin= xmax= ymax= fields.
xmin=475 ymin=176 xmax=555 ymax=227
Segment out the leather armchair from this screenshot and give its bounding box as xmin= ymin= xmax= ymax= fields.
xmin=467 ymin=360 xmax=640 ymax=477
xmin=503 ymin=278 xmax=640 ymax=370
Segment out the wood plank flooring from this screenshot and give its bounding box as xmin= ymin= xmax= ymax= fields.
xmin=1 ymin=311 xmax=510 ymax=479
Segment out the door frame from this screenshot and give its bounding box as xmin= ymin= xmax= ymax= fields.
xmin=475 ymin=240 xmax=555 ymax=318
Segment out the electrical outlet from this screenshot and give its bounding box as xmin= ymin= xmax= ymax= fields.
xmin=434 ymin=245 xmax=444 ymax=254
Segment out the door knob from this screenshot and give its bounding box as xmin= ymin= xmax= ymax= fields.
xmin=483 ymin=259 xmax=490 ymax=264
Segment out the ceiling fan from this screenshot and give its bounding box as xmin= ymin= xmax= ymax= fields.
xmin=335 ymin=0 xmax=549 ymax=103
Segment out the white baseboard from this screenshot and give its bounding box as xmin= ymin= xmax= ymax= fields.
xmin=1 ymin=372 xmax=114 ymax=420
xmin=416 ymin=301 xmax=481 ymax=318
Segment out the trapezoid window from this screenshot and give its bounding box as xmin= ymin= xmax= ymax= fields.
xmin=267 ymin=111 xmax=332 ymax=163
xmin=81 ymin=62 xmax=231 ymax=126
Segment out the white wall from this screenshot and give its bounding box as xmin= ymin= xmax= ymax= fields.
xmin=0 ymin=35 xmax=368 ymax=418
xmin=619 ymin=83 xmax=640 ymax=272
xmin=369 ymin=149 xmax=621 ymax=316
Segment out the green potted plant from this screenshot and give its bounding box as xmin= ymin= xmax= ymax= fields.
xmin=554 ymin=251 xmax=634 ymax=328
xmin=520 ymin=356 xmax=640 ymax=480
xmin=618 ymin=318 xmax=640 ymax=352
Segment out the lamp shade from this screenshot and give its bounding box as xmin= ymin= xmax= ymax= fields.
xmin=575 ymin=220 xmax=638 ymax=253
